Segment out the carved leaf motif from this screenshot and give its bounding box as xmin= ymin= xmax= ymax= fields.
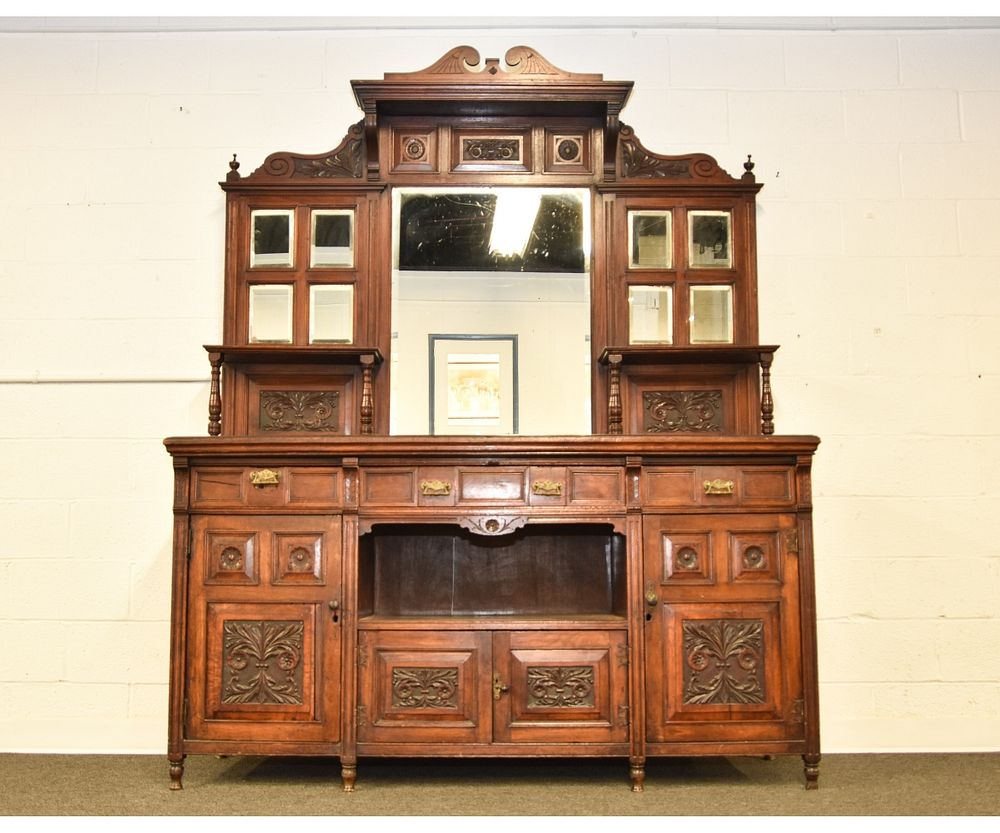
xmin=643 ymin=391 xmax=723 ymax=433
xmin=682 ymin=619 xmax=765 ymax=705
xmin=392 ymin=667 xmax=459 ymax=709
xmin=526 ymin=666 xmax=595 ymax=708
xmin=260 ymin=391 xmax=339 ymax=432
xmin=252 ymin=123 xmax=364 ymax=180
xmin=222 ymin=620 xmax=304 ymax=705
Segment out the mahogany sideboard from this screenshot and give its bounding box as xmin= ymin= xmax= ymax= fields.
xmin=164 ymin=46 xmax=820 ymax=791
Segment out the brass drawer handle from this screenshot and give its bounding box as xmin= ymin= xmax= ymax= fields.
xmin=249 ymin=468 xmax=280 ymax=487
xmin=531 ymin=480 xmax=563 ymax=496
xmin=420 ymin=479 xmax=452 ymax=496
xmin=703 ymin=478 xmax=735 ymax=496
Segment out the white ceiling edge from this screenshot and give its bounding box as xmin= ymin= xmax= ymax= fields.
xmin=2 ymin=17 xmax=1000 ymax=33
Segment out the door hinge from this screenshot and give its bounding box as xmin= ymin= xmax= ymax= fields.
xmin=186 ymin=525 xmax=193 ymax=560
xmin=618 ymin=704 xmax=629 ymax=727
xmin=617 ymin=642 xmax=629 ymax=667
xmin=356 ymin=704 xmax=368 ymax=726
xmin=785 ymin=529 xmax=799 ymax=554
xmin=356 ymin=642 xmax=368 ymax=668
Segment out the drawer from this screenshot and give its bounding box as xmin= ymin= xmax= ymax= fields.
xmin=360 ymin=466 xmax=626 ymax=510
xmin=643 ymin=466 xmax=794 ymax=508
xmin=190 ymin=466 xmax=341 ymax=509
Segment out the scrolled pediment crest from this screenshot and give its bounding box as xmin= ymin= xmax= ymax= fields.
xmin=618 ymin=124 xmax=748 ymax=184
xmin=385 ymin=45 xmax=601 ymax=81
xmin=238 ymin=121 xmax=365 ymax=182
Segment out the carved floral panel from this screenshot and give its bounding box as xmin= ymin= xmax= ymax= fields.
xmin=222 ymin=620 xmax=304 ymax=705
xmin=643 ymin=391 xmax=723 ymax=433
xmin=259 ymin=390 xmax=339 ymax=432
xmin=682 ymin=619 xmax=765 ymax=705
xmin=391 ymin=667 xmax=460 ymax=709
xmin=526 ymin=666 xmax=595 ymax=708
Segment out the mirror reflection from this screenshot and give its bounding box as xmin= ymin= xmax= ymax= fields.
xmin=390 ymin=187 xmax=591 ymax=436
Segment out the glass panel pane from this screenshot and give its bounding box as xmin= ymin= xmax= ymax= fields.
xmin=688 ymin=210 xmax=732 ymax=269
xmin=250 ymin=210 xmax=294 ymax=268
xmin=689 ymin=285 xmax=733 ymax=343
xmin=311 ymin=210 xmax=354 ymax=267
xmin=628 ymin=286 xmax=673 ymax=344
xmin=249 ymin=285 xmax=293 ymax=343
xmin=628 ymin=211 xmax=671 ymax=269
xmin=310 ymin=285 xmax=354 ymax=343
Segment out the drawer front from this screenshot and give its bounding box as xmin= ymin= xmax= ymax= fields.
xmin=643 ymin=466 xmax=794 ymax=509
xmin=361 ymin=466 xmax=626 ymax=511
xmin=190 ymin=466 xmax=341 ymax=509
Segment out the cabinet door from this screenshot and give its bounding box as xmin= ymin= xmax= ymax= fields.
xmin=643 ymin=514 xmax=805 ymax=744
xmin=492 ymin=630 xmax=628 ymax=744
xmin=185 ymin=515 xmax=342 ymax=743
xmin=357 ymin=630 xmax=492 ymax=745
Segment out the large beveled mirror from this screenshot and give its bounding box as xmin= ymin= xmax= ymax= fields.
xmin=389 ymin=186 xmax=592 ymax=435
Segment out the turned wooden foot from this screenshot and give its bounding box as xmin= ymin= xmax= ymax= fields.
xmin=169 ymin=756 xmax=185 ymax=791
xmin=802 ymin=753 xmax=820 ymax=790
xmin=341 ymin=762 xmax=357 ymax=792
xmin=629 ymin=760 xmax=645 ymax=792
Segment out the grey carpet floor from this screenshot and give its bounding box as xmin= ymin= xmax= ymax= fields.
xmin=1 ymin=753 xmax=998 ymax=815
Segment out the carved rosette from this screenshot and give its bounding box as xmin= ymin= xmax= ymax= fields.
xmin=683 ymin=619 xmax=765 ymax=705
xmin=392 ymin=668 xmax=459 ymax=709
xmin=526 ymin=666 xmax=595 ymax=708
xmin=260 ymin=390 xmax=339 ymax=432
xmin=643 ymin=391 xmax=723 ymax=433
xmin=222 ymin=620 xmax=304 ymax=705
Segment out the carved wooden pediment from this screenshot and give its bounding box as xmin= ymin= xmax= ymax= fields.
xmin=384 ymin=45 xmax=604 ymax=81
xmin=618 ymin=124 xmax=752 ymax=184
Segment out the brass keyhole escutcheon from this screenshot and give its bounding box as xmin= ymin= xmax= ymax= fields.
xmin=492 ymin=672 xmax=509 ymax=701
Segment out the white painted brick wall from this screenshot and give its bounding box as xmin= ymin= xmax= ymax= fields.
xmin=1 ymin=23 xmax=998 ymax=754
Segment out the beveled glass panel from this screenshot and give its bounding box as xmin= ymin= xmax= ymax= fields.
xmin=629 ymin=285 xmax=673 ymax=344
xmin=688 ymin=210 xmax=732 ymax=269
xmin=628 ymin=211 xmax=672 ymax=269
xmin=311 ymin=210 xmax=354 ymax=267
xmin=249 ymin=284 xmax=293 ymax=343
xmin=689 ymin=285 xmax=733 ymax=344
xmin=310 ymin=285 xmax=354 ymax=343
xmin=250 ymin=210 xmax=294 ymax=268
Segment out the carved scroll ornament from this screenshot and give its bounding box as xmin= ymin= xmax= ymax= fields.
xmin=222 ymin=620 xmax=304 ymax=705
xmin=683 ymin=619 xmax=765 ymax=705
xmin=243 ymin=122 xmax=365 ymax=181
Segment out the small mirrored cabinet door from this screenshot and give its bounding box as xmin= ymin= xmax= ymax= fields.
xmin=310 ymin=285 xmax=354 ymax=343
xmin=311 ymin=210 xmax=354 ymax=268
xmin=628 ymin=285 xmax=673 ymax=344
xmin=250 ymin=210 xmax=295 ymax=268
xmin=689 ymin=285 xmax=733 ymax=344
xmin=688 ymin=210 xmax=732 ymax=269
xmin=628 ymin=210 xmax=672 ymax=269
xmin=249 ymin=285 xmax=294 ymax=343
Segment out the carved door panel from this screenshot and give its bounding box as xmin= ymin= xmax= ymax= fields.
xmin=357 ymin=630 xmax=492 ymax=744
xmin=186 ymin=515 xmax=342 ymax=743
xmin=643 ymin=514 xmax=805 ymax=744
xmin=492 ymin=630 xmax=628 ymax=744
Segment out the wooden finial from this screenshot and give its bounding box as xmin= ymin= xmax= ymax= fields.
xmin=742 ymin=154 xmax=755 ymax=182
xmin=227 ymin=154 xmax=241 ymax=182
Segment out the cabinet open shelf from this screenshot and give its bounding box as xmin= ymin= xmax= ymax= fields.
xmin=358 ymin=523 xmax=626 ymax=620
